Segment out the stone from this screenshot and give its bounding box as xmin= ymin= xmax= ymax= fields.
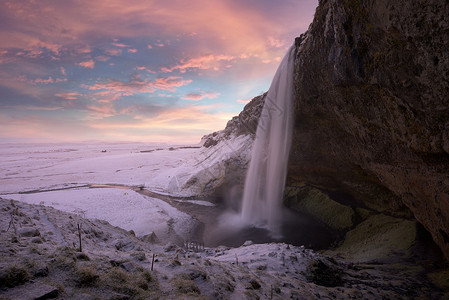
xmin=31 ymin=237 xmax=43 ymax=244
xmin=120 ymin=261 xmax=135 ymax=272
xmin=2 ymin=282 xmax=58 ymax=300
xmin=18 ymin=227 xmax=40 ymax=237
xmin=331 ymin=214 xmax=417 ymax=263
xmin=141 ymin=232 xmax=159 ymax=244
xmin=285 ymin=186 xmax=354 ymax=231
xmin=242 ymin=240 xmax=253 ymax=247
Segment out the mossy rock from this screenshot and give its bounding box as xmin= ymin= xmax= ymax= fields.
xmin=286 ymin=186 xmax=354 ymax=230
xmin=331 ymin=214 xmax=417 ymax=263
xmin=427 ymin=270 xmax=449 ymax=292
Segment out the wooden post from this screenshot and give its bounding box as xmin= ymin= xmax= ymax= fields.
xmin=77 ymin=223 xmax=82 ymax=252
xmin=151 ymin=253 xmax=155 ymax=271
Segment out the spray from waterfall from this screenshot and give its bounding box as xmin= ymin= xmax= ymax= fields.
xmin=240 ymin=45 xmax=295 ymax=237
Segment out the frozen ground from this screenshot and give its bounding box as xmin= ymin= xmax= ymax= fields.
xmin=5 ymin=188 xmax=197 ymax=241
xmin=1 ymin=198 xmax=442 ymax=300
xmin=0 ymin=139 xmax=250 ymax=241
xmin=0 ymin=142 xmax=208 ymax=241
xmin=0 ymin=142 xmax=200 ymax=194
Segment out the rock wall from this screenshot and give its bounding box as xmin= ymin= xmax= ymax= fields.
xmin=289 ymin=0 xmax=449 ymax=258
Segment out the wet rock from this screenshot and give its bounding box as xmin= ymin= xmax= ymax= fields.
xmin=331 ymin=214 xmax=417 ymax=263
xmin=288 ymin=0 xmax=449 ymax=259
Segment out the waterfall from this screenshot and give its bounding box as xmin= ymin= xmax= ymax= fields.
xmin=240 ymin=45 xmax=295 ymax=236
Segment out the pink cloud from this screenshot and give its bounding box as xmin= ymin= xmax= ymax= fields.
xmin=18 ymin=76 xmax=68 ymax=85
xmin=112 ymin=42 xmax=129 ymax=48
xmin=83 ymin=75 xmax=191 ymax=97
xmin=153 ymin=76 xmax=193 ymax=92
xmin=95 ymin=55 xmax=110 ymax=62
xmin=104 ymin=48 xmax=122 ymax=56
xmin=86 ymin=103 xmax=115 ymax=117
xmin=237 ymin=98 xmax=251 ymax=104
xmin=147 ymin=44 xmax=153 ymax=49
xmin=162 ymin=54 xmax=235 ymax=73
xmin=182 ymin=91 xmax=220 ymax=101
xmin=77 ymin=45 xmax=92 ymax=54
xmin=55 ymin=92 xmax=82 ymax=100
xmin=34 ymin=77 xmax=56 ymax=84
xmin=127 ymin=48 xmax=138 ymax=53
xmin=136 ymin=66 xmax=155 ymax=73
xmin=60 ymin=67 xmax=66 ymax=76
xmin=78 ymin=59 xmax=95 ymax=69
xmin=267 ymin=37 xmax=285 ymax=48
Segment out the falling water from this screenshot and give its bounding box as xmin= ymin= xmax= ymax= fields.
xmin=240 ymin=45 xmax=295 ymax=236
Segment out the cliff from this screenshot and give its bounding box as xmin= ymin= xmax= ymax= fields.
xmin=289 ymin=0 xmax=449 ymax=258
xmin=198 ymin=0 xmax=449 ymax=260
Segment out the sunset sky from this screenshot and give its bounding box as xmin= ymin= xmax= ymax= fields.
xmin=0 ymin=0 xmax=317 ymax=143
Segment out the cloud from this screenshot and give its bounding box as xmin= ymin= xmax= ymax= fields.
xmin=182 ymin=91 xmax=220 ymax=101
xmin=86 ymin=103 xmax=116 ymax=117
xmin=18 ymin=75 xmax=67 ymax=85
xmin=55 ymin=92 xmax=82 ymax=100
xmin=267 ymin=37 xmax=285 ymax=48
xmin=78 ymin=59 xmax=95 ymax=69
xmin=83 ymin=75 xmax=192 ymax=98
xmin=104 ymin=48 xmax=122 ymax=56
xmin=112 ymin=42 xmax=129 ymax=48
xmin=162 ymin=54 xmax=235 ymax=73
xmin=153 ymin=76 xmax=192 ymax=92
xmin=147 ymin=44 xmax=152 ymax=49
xmin=237 ymin=98 xmax=251 ymax=104
xmin=136 ymin=66 xmax=155 ymax=73
xmin=60 ymin=67 xmax=66 ymax=76
xmin=127 ymin=48 xmax=137 ymax=53
xmin=95 ymin=55 xmax=110 ymax=62
xmin=88 ymin=104 xmax=236 ymax=134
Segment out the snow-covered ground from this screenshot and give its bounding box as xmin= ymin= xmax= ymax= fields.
xmin=0 ymin=142 xmax=199 ymax=194
xmin=0 ymin=139 xmax=251 ymax=242
xmin=5 ymin=187 xmax=196 ymax=241
xmin=0 ymin=142 xmax=207 ymax=241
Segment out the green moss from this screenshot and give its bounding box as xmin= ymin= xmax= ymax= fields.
xmin=287 ymin=187 xmax=354 ymax=230
xmin=332 ymin=214 xmax=417 ymax=262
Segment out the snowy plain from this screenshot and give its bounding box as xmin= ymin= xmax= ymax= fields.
xmin=0 ymin=142 xmax=208 ymax=241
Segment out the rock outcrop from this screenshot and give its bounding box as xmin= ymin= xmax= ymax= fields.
xmin=288 ymin=0 xmax=449 ymax=258
xmin=198 ymin=0 xmax=448 ymax=259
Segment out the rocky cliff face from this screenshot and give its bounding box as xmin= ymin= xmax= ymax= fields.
xmin=288 ymin=0 xmax=449 ymax=258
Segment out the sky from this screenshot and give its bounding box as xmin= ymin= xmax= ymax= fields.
xmin=0 ymin=0 xmax=318 ymax=144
